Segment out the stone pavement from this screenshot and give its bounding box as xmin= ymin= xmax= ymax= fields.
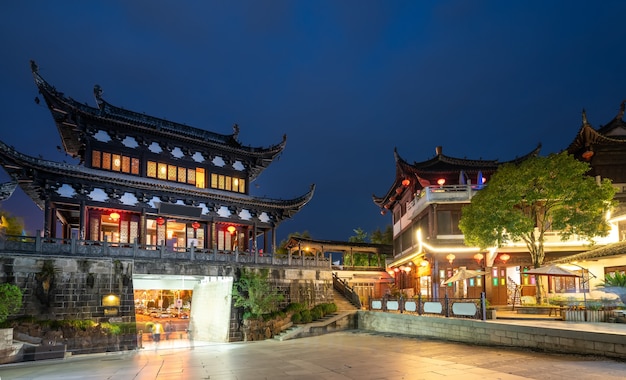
xmin=2 ymin=321 xmax=626 ymax=380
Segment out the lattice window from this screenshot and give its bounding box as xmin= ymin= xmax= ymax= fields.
xmin=130 ymin=220 xmax=138 ymax=243
xmin=111 ymin=154 xmax=121 ymax=172
xmin=188 ymin=169 xmax=196 ymax=185
xmin=131 ymin=158 xmax=140 ymax=175
xmin=120 ymin=220 xmax=129 ymax=243
xmin=178 ymin=167 xmax=187 ymax=183
xmin=92 ymin=150 xmax=101 ymax=168
xmin=168 ymin=165 xmax=177 ymax=181
xmin=102 ymin=152 xmax=111 ymax=170
xmin=121 ymin=156 xmax=131 ymax=173
xmin=158 ymin=163 xmax=167 ymax=180
xmin=147 ymin=161 xmax=157 ymax=178
xmin=89 ymin=216 xmax=100 ymax=241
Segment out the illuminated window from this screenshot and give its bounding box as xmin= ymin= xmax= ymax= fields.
xmin=178 ymin=167 xmax=186 ymax=183
xmin=121 ymin=156 xmax=130 ymax=173
xmin=168 ymin=165 xmax=177 ymax=181
xmin=196 ymin=168 xmax=205 ymax=188
xmin=147 ymin=161 xmax=157 ymax=177
xmin=102 ymin=152 xmax=111 ymax=170
xmin=112 ymin=154 xmax=121 ymax=171
xmin=158 ymin=163 xmax=167 ymax=180
xmin=188 ymin=168 xmax=196 ymax=185
xmin=131 ymin=158 xmax=140 ymax=175
xmin=92 ymin=150 xmax=101 ymax=168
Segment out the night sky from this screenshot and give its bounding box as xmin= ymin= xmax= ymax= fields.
xmin=2 ymin=1 xmax=626 ymax=243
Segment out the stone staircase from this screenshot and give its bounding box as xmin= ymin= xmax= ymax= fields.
xmin=273 ymin=290 xmax=359 ymax=341
xmin=333 ymin=288 xmax=360 ymax=311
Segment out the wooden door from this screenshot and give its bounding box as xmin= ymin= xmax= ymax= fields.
xmin=490 ymin=267 xmax=508 ymax=305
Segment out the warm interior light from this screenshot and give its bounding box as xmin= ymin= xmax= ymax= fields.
xmin=227 ymin=225 xmax=236 ymax=235
xmin=420 ymin=260 xmax=429 ymax=267
xmin=403 ymin=266 xmax=412 ymax=272
xmin=402 ymin=179 xmax=411 ymax=187
xmin=437 ymin=178 xmax=446 ymax=186
xmin=109 ymin=212 xmax=120 ymax=221
xmin=500 ymin=253 xmax=511 ymax=263
xmin=446 ymin=253 xmax=455 ymax=264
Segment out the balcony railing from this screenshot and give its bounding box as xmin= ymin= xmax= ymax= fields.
xmin=0 ymin=234 xmax=331 ymax=268
xmin=407 ymin=184 xmax=481 ymax=220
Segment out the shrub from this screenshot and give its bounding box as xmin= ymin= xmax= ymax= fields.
xmin=300 ymin=310 xmax=312 ymax=323
xmin=0 ymin=283 xmax=23 ymax=324
xmin=291 ymin=312 xmax=302 ymax=323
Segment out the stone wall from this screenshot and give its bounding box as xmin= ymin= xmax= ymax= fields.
xmin=0 ymin=252 xmax=334 ymax=344
xmin=358 ymin=311 xmax=626 ymax=359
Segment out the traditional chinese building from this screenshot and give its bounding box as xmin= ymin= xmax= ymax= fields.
xmin=0 ymin=61 xmax=314 ymax=255
xmin=548 ymin=103 xmax=626 ymax=296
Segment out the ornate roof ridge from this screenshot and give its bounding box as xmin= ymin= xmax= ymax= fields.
xmin=566 ymin=108 xmax=626 ymax=153
xmin=30 ymin=60 xmax=287 ymax=157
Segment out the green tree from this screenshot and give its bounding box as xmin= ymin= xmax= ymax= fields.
xmin=232 ymin=268 xmax=284 ymax=319
xmin=459 ymin=152 xmax=616 ymax=304
xmin=348 ymin=227 xmax=368 ymax=243
xmin=371 ymin=225 xmax=393 ymax=245
xmin=0 ymin=283 xmax=23 ymax=323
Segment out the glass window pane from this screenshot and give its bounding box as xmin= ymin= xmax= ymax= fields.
xmin=158 ymin=163 xmax=167 ymax=179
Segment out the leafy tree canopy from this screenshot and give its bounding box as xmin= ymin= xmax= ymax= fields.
xmin=371 ymin=225 xmax=393 ymax=245
xmin=232 ymin=268 xmax=284 ymax=319
xmin=348 ymin=227 xmax=368 ymax=243
xmin=459 ymin=152 xmax=615 ymax=269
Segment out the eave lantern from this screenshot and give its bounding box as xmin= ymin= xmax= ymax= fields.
xmin=401 ymin=178 xmax=411 ymax=187
xmin=191 ymin=221 xmax=200 ymax=230
xmin=499 ymin=253 xmax=511 ymax=263
xmin=109 ymin=212 xmax=120 ymax=221
xmin=156 ymin=217 xmax=165 ymax=226
xmin=437 ymin=178 xmax=446 ymax=186
xmin=473 ymin=253 xmax=484 ymax=264
xmin=582 ymin=146 xmax=594 ymax=160
xmin=446 ymin=253 xmax=455 ymax=264
xmin=227 ymin=225 xmax=236 ymax=235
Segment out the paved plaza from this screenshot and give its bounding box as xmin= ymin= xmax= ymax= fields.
xmin=2 ymin=329 xmax=626 ymax=380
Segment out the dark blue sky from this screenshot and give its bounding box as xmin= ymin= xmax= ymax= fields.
xmin=2 ymin=1 xmax=626 ymax=243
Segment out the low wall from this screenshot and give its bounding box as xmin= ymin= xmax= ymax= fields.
xmin=357 ymin=311 xmax=626 ymax=359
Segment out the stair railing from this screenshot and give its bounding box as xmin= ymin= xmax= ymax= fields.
xmin=332 ymin=272 xmax=362 ymax=309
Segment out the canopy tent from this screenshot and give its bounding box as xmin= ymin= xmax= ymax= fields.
xmin=524 ymin=264 xmax=581 ymax=277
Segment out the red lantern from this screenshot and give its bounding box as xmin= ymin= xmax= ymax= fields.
xmin=395 ymin=187 xmax=403 ymax=195
xmin=191 ymin=221 xmax=200 ymax=230
xmin=437 ymin=178 xmax=446 ymax=186
xmin=227 ymin=226 xmax=236 ymax=235
xmin=402 ymin=178 xmax=411 ymax=187
xmin=156 ymin=217 xmax=165 ymax=226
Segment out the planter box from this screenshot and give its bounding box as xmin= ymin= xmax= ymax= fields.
xmin=563 ymin=310 xmax=609 ymax=322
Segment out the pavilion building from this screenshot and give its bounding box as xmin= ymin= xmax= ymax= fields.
xmin=373 ymin=144 xmax=599 ymax=305
xmin=0 ymin=61 xmax=314 ymax=255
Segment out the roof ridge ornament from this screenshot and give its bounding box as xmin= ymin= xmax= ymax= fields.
xmin=94 ymin=84 xmax=104 ymax=110
xmin=581 ymin=109 xmax=589 ymax=126
xmin=618 ymin=100 xmax=625 ymax=120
